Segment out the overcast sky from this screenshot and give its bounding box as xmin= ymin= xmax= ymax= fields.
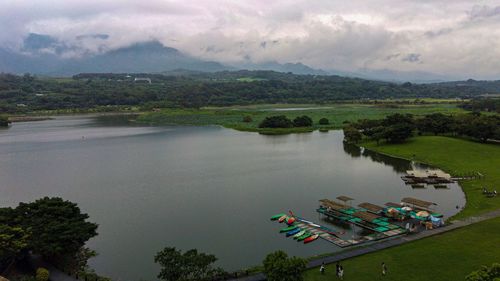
xmin=1 ymin=0 xmax=500 ymax=79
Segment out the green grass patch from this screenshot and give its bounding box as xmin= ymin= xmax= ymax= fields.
xmin=304 ymin=216 xmax=500 ymax=281
xmin=362 ymin=136 xmax=500 ymax=219
xmin=137 ymin=103 xmax=466 ymax=134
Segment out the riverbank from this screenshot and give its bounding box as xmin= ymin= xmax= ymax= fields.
xmin=136 ymin=103 xmax=465 ymax=134
xmin=302 ymin=136 xmax=500 ymax=281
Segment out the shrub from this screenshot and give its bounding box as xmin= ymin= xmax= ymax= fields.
xmin=36 ymin=268 xmax=49 ymax=281
xmin=318 ymin=118 xmax=329 ymax=125
xmin=292 ymin=115 xmax=313 ymax=127
xmin=242 ymin=116 xmax=253 ymax=123
xmin=263 ymin=251 xmax=306 ymax=281
xmin=259 ymin=116 xmax=293 ymax=128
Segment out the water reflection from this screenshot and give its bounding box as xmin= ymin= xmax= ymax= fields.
xmin=343 ymin=142 xmax=412 ymax=173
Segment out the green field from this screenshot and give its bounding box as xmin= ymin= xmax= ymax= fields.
xmin=304 ymin=136 xmax=500 ymax=281
xmin=304 ymin=216 xmax=500 ymax=281
xmin=137 ymin=103 xmax=466 ymax=134
xmin=362 ymin=136 xmax=500 ymax=219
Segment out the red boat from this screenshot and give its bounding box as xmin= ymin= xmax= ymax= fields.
xmin=303 ymin=234 xmax=319 ymax=244
xmin=287 ymin=217 xmax=296 ymax=225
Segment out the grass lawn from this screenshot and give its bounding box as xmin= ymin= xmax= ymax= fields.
xmin=137 ymin=103 xmax=465 ymax=134
xmin=304 ymin=136 xmax=500 ymax=281
xmin=362 ymin=136 xmax=500 ymax=220
xmin=304 ymin=216 xmax=500 ymax=281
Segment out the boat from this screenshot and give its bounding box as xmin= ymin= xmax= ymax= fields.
xmin=297 ymin=232 xmax=312 ymax=241
xmin=303 ymin=234 xmax=319 ymax=244
xmin=278 ymin=215 xmax=288 ymax=223
xmin=280 ymin=225 xmax=297 ymax=233
xmin=270 ymin=213 xmax=286 ymax=220
xmin=287 ymin=217 xmax=296 ymax=225
xmin=286 ymin=228 xmax=301 ymax=237
xmin=293 ymin=230 xmax=306 ymax=239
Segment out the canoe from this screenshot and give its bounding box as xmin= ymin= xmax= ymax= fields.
xmin=287 ymin=217 xmax=296 ymax=225
xmin=270 ymin=213 xmax=286 ymax=221
xmin=303 ymin=234 xmax=319 ymax=244
xmin=286 ymin=228 xmax=301 ymax=237
xmin=280 ymin=225 xmax=297 ymax=233
xmin=278 ymin=215 xmax=288 ymax=223
xmin=293 ymin=230 xmax=306 ymax=239
xmin=297 ymin=232 xmax=312 ymax=241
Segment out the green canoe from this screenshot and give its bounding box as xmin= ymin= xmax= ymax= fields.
xmin=270 ymin=213 xmax=286 ymax=221
xmin=293 ymin=230 xmax=306 ymax=239
xmin=297 ymin=232 xmax=312 ymax=241
xmin=280 ymin=225 xmax=297 ymax=233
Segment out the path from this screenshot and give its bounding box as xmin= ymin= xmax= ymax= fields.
xmin=228 ymin=209 xmax=500 ymax=281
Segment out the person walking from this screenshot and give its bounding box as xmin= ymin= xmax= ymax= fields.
xmin=338 ymin=265 xmax=344 ymax=280
xmin=382 ymin=262 xmax=387 ymax=276
xmin=320 ymin=262 xmax=325 ymax=275
xmin=336 ymin=262 xmax=340 ymax=278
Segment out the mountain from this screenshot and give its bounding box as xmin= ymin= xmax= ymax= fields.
xmin=238 ymin=61 xmax=329 ymax=75
xmin=0 ymin=34 xmax=230 ymax=76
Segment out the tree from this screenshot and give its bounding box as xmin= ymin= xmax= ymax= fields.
xmin=0 ymin=225 xmax=29 ymax=262
xmin=292 ymin=115 xmax=313 ymax=127
xmin=383 ymin=123 xmax=414 ymax=143
xmin=466 ymin=263 xmax=500 ymax=281
xmin=0 ymin=115 xmax=9 ymax=127
xmin=416 ymin=113 xmax=453 ymax=135
xmin=36 ymin=268 xmax=49 ymax=281
xmin=263 ymin=251 xmax=307 ymax=281
xmin=154 ymin=247 xmax=224 ymax=281
xmin=13 ymin=197 xmax=98 ymax=259
xmin=318 ymin=118 xmax=329 ymax=125
xmin=467 ymin=115 xmax=499 ymax=142
xmin=259 ymin=115 xmax=293 ymax=128
xmin=343 ymin=126 xmax=362 ymax=144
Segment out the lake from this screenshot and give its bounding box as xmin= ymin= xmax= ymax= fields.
xmin=0 ymin=115 xmax=465 ymax=281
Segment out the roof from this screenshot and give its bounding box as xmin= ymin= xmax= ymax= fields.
xmin=385 ymin=202 xmax=402 ymax=207
xmin=319 ymin=199 xmax=349 ymax=210
xmin=358 ymin=202 xmax=384 ymax=213
xmin=401 ymin=197 xmax=437 ymax=208
xmin=352 ymin=211 xmax=380 ymax=222
xmin=336 ymin=195 xmax=354 ymax=202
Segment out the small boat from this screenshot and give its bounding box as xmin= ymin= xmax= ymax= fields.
xmin=297 ymin=232 xmax=312 ymax=241
xmin=293 ymin=230 xmax=306 ymax=239
xmin=286 ymin=228 xmax=301 ymax=237
xmin=303 ymin=234 xmax=319 ymax=244
xmin=280 ymin=225 xmax=297 ymax=233
xmin=270 ymin=213 xmax=286 ymax=221
xmin=278 ymin=215 xmax=288 ymax=223
xmin=287 ymin=217 xmax=296 ymax=225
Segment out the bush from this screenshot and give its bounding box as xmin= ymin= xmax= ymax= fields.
xmin=36 ymin=268 xmax=49 ymax=281
xmin=466 ymin=263 xmax=500 ymax=281
xmin=259 ymin=115 xmax=293 ymax=128
xmin=242 ymin=116 xmax=253 ymax=123
xmin=263 ymin=251 xmax=306 ymax=281
xmin=318 ymin=118 xmax=329 ymax=125
xmin=292 ymin=115 xmax=313 ymax=127
xmin=0 ymin=115 xmax=9 ymax=127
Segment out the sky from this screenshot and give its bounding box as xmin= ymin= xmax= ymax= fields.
xmin=1 ymin=0 xmax=500 ymax=79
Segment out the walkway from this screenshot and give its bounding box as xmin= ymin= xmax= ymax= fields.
xmin=228 ymin=209 xmax=500 ymax=281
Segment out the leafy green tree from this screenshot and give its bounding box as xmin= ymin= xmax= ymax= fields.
xmin=0 ymin=225 xmax=30 ymax=263
xmin=383 ymin=123 xmax=414 ymax=143
xmin=13 ymin=197 xmax=98 ymax=259
xmin=154 ymin=247 xmax=224 ymax=281
xmin=259 ymin=115 xmax=293 ymax=128
xmin=35 ymin=268 xmax=49 ymax=281
xmin=466 ymin=263 xmax=500 ymax=281
xmin=292 ymin=115 xmax=313 ymax=127
xmin=318 ymin=117 xmax=329 ymax=125
xmin=468 ymin=115 xmax=499 ymax=142
xmin=263 ymin=251 xmax=307 ymax=281
xmin=0 ymin=115 xmax=9 ymax=127
xmin=343 ymin=126 xmax=362 ymax=144
xmin=416 ymin=113 xmax=453 ymax=135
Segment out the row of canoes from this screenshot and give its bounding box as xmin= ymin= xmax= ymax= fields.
xmin=271 ymin=213 xmax=319 ymax=244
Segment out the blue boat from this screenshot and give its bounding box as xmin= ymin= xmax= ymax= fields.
xmin=286 ymin=228 xmax=301 ymax=237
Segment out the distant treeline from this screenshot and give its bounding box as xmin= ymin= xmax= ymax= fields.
xmin=460 ymin=98 xmax=500 ymax=113
xmin=1 ymin=71 xmax=500 ymax=113
xmin=344 ymin=112 xmax=500 ymax=144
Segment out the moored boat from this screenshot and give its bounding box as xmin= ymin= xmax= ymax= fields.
xmin=297 ymin=232 xmax=312 ymax=241
xmin=286 ymin=228 xmax=301 ymax=237
xmin=293 ymin=230 xmax=306 ymax=239
xmin=303 ymin=234 xmax=319 ymax=244
xmin=287 ymin=217 xmax=296 ymax=225
xmin=280 ymin=225 xmax=297 ymax=233
xmin=278 ymin=215 xmax=288 ymax=223
xmin=270 ymin=213 xmax=286 ymax=220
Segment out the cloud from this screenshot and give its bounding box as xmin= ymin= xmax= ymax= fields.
xmin=0 ymin=0 xmax=500 ymax=79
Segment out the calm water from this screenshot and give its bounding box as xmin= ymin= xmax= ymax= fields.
xmin=0 ymin=116 xmax=465 ymax=281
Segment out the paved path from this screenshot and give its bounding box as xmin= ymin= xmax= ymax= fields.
xmin=228 ymin=209 xmax=500 ymax=281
